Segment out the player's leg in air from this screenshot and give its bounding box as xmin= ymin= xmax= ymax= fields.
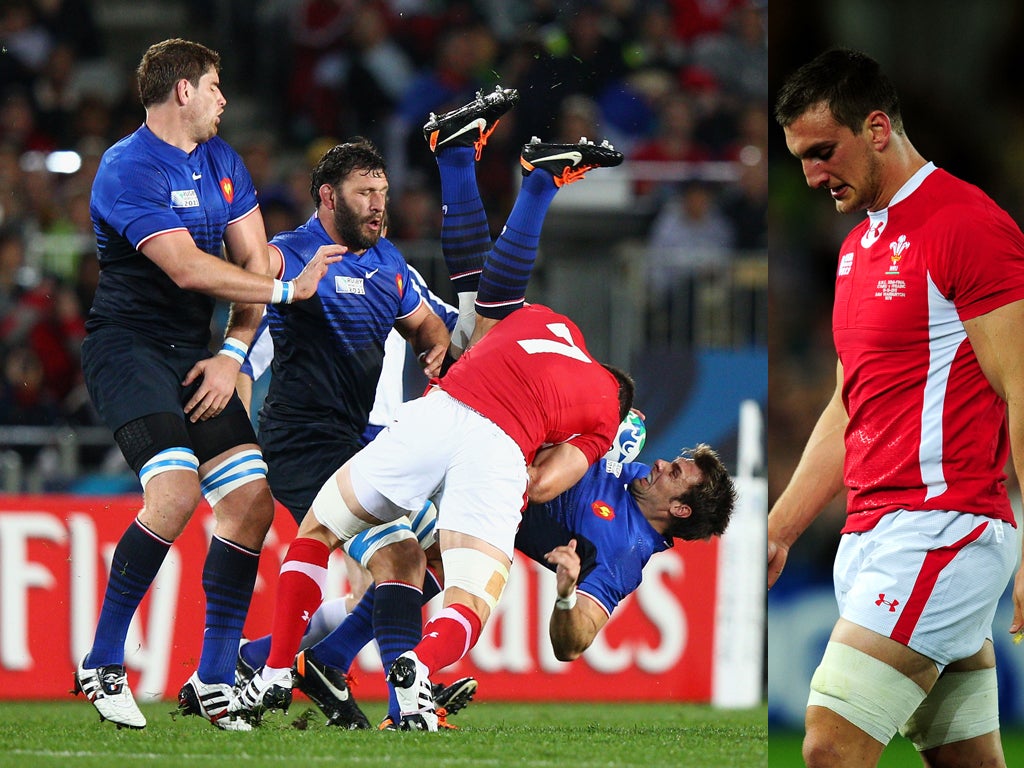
xmin=387 ymin=86 xmax=624 ymax=730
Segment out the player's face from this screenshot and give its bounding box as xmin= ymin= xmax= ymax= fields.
xmin=332 ymin=170 xmax=388 ymax=252
xmin=186 ymin=68 xmax=226 ymax=144
xmin=783 ymin=102 xmax=883 ymax=214
xmin=635 ymin=457 xmax=703 ymax=504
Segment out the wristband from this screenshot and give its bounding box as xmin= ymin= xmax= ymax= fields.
xmin=217 ymin=337 xmax=249 ymax=366
xmin=554 ymin=590 xmax=577 ymax=611
xmin=270 ymin=278 xmax=295 ymax=304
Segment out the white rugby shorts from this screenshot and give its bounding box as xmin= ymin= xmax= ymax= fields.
xmin=347 ymin=388 xmax=527 ymax=560
xmin=834 ymin=509 xmax=1017 ymax=667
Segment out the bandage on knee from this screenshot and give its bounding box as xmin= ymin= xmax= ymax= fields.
xmin=900 ymin=667 xmax=998 ymax=750
xmin=139 ymin=447 xmax=198 ymax=491
xmin=200 ymin=448 xmax=267 ymax=507
xmin=807 ymin=641 xmax=927 ymax=745
xmin=311 ymin=473 xmax=375 ymax=543
xmin=440 ymin=547 xmax=509 ymax=611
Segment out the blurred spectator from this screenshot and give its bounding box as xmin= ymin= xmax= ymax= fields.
xmin=387 ymin=173 xmax=441 ymax=242
xmin=515 ymin=5 xmax=628 ymax=142
xmin=0 ymin=345 xmax=61 ymax=427
xmin=681 ymin=66 xmax=737 ymax=158
xmin=720 ymin=155 xmax=767 ymax=251
xmin=0 ymin=143 xmax=27 ymax=225
xmin=0 ymin=227 xmax=29 ymax=317
xmin=622 ymin=2 xmax=690 ymax=75
xmin=32 ymin=42 xmax=81 ymax=146
xmin=333 ymin=2 xmax=415 ymax=150
xmin=0 ymin=269 xmax=85 ymax=403
xmin=646 ymin=179 xmax=734 ymax=275
xmin=722 ymin=101 xmax=768 ymax=165
xmin=667 ymin=0 xmax=749 ymax=42
xmin=389 ymin=21 xmax=499 ymax=194
xmin=285 ymin=0 xmax=352 ymax=142
xmin=551 ymin=94 xmax=602 ymax=144
xmin=644 ymin=180 xmax=735 ymax=344
xmin=33 ymin=0 xmax=104 ymax=60
xmin=35 ymin=185 xmax=93 ymax=281
xmin=0 ymin=88 xmax=56 ymax=153
xmin=692 ymin=3 xmax=767 ymax=102
xmin=629 ymin=89 xmax=714 ymax=200
xmin=0 ymin=1 xmax=54 ymax=77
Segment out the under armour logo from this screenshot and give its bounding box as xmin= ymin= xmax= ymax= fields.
xmin=301 ymin=610 xmax=310 ymax=622
xmin=875 ymin=593 xmax=899 ymax=612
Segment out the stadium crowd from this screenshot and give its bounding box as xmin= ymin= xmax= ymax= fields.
xmin=0 ymin=0 xmax=766 ymax=488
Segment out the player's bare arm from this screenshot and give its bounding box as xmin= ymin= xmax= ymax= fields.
xmin=544 ymin=539 xmax=609 ymax=660
xmin=396 ymin=301 xmax=450 ymax=379
xmin=963 ymin=298 xmax=1024 ymax=635
xmin=142 ymin=230 xmax=345 ymax=303
xmin=183 ymin=212 xmax=272 ymax=422
xmin=767 ymin=359 xmax=848 ymax=589
xmin=527 ymin=443 xmax=591 ymax=504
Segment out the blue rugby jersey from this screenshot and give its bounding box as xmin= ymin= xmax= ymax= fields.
xmin=87 ymin=125 xmax=259 ymax=348
xmin=526 ymin=459 xmax=671 ymax=616
xmin=260 ymin=215 xmax=423 ymax=428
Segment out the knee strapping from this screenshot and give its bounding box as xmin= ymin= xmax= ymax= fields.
xmin=441 ymin=548 xmax=509 ymax=611
xmin=139 ymin=447 xmax=199 ymax=490
xmin=807 ymin=641 xmax=927 ymax=745
xmin=900 ymin=667 xmax=999 ymax=750
xmin=200 ymin=448 xmax=267 ymax=507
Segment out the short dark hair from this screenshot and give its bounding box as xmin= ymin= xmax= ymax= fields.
xmin=602 ymin=364 xmax=635 ymax=423
xmin=137 ymin=39 xmax=220 ymax=108
xmin=774 ymin=48 xmax=904 ymax=135
xmin=309 ymin=138 xmax=387 ymax=206
xmin=668 ymin=444 xmax=736 ymax=541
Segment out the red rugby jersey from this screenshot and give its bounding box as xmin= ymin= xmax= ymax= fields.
xmin=834 ymin=164 xmax=1024 ymax=532
xmin=437 ymin=304 xmax=620 ymax=466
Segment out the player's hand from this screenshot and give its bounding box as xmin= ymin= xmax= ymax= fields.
xmin=1009 ymin=564 xmax=1024 ymax=636
xmin=545 ymin=538 xmax=581 ymax=597
xmin=291 ymin=244 xmax=347 ymax=301
xmin=416 ymin=342 xmax=448 ymax=378
xmin=182 ymin=355 xmax=239 ymax=423
xmin=767 ymin=538 xmax=788 ymax=590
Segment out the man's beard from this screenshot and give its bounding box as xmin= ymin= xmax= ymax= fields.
xmin=333 ymin=201 xmax=380 ymax=251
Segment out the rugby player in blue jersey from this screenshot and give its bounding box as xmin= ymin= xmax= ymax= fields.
xmin=247 ymin=140 xmax=450 ymax=727
xmin=73 ymin=38 xmax=342 ymax=732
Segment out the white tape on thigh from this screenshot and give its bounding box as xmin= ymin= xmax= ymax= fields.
xmin=900 ymin=667 xmax=999 ymax=750
xmin=311 ymin=473 xmax=375 ymax=543
xmin=200 ymin=448 xmax=267 ymax=507
xmin=139 ymin=447 xmax=199 ymax=490
xmin=807 ymin=641 xmax=927 ymax=745
xmin=441 ymin=547 xmax=510 ymax=611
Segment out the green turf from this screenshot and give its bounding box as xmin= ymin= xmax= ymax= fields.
xmin=769 ymin=728 xmax=1024 ymax=766
xmin=0 ymin=700 xmax=766 ymax=768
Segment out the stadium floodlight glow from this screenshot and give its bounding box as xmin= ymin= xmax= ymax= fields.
xmin=46 ymin=151 xmax=82 ymax=175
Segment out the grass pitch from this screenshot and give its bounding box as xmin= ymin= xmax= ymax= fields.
xmin=0 ymin=700 xmax=766 ymax=768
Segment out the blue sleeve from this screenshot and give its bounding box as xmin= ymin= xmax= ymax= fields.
xmin=96 ymin=156 xmax=182 ymax=249
xmin=226 ymin=144 xmax=258 ymax=222
xmin=270 ymin=232 xmax=308 ymax=281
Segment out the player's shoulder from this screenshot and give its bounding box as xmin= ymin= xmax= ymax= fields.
xmin=370 ymin=236 xmax=410 ymax=268
xmin=271 ymin=215 xmax=326 ymax=252
xmin=202 ymin=134 xmax=244 ymax=163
